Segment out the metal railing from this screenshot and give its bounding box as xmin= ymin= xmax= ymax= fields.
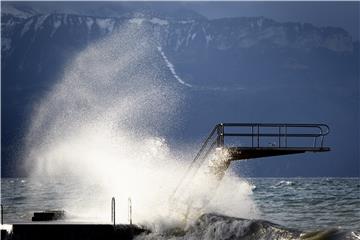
xmin=189 ymin=123 xmax=329 ymax=168
xmin=217 ymin=123 xmax=330 ymax=148
xmin=170 ymin=123 xmax=330 ymax=201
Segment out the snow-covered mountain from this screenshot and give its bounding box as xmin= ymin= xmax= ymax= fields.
xmin=1 ymin=4 xmax=359 ymax=177
xmin=2 ymin=8 xmax=356 ymax=89
xmin=1 ymin=9 xmax=355 ymax=55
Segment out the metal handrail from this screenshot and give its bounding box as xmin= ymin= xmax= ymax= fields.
xmin=190 ymin=125 xmax=220 ymax=166
xmin=219 ymin=123 xmax=330 ymax=148
xmin=170 ymin=123 xmax=330 ymax=201
xmin=169 ymin=125 xmax=219 ymax=200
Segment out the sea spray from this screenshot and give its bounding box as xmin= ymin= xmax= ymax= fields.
xmin=168 ymin=149 xmax=257 ymax=228
xmin=23 ymin=21 xmax=258 ymax=228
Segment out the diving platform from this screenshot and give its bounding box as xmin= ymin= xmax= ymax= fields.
xmin=197 ymin=123 xmax=330 ymax=162
xmin=171 ymin=123 xmax=330 ymax=198
xmin=227 ymin=146 xmax=330 ymax=161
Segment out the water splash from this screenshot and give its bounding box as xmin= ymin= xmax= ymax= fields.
xmin=23 ymin=22 xmax=258 ymax=228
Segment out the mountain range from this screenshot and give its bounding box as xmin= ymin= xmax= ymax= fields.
xmin=1 ymin=3 xmax=359 ymax=177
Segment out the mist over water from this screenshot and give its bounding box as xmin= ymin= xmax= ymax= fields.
xmin=23 ymin=23 xmax=257 ymax=228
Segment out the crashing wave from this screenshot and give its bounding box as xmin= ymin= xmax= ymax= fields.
xmin=136 ymin=213 xmax=359 ymax=240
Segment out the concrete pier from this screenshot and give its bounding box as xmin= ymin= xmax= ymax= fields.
xmin=1 ymin=224 xmax=148 ymax=240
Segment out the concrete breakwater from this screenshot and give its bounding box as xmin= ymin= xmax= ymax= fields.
xmin=1 ymin=224 xmax=148 ymax=240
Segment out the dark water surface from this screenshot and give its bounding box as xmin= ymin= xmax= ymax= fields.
xmin=1 ymin=178 xmax=359 ymax=239
xmin=249 ymin=178 xmax=360 ymax=231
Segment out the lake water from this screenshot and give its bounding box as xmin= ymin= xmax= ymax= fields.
xmin=1 ymin=177 xmax=359 ymax=239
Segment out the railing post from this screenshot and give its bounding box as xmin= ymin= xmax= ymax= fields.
xmin=128 ymin=198 xmax=132 ymax=225
xmin=1 ymin=204 xmax=3 ymax=225
xmin=320 ymin=127 xmax=325 ymax=148
xmin=257 ymin=124 xmax=260 ymax=147
xmin=217 ymin=124 xmax=224 ymax=147
xmin=111 ymin=197 xmax=115 ymax=227
xmin=278 ymin=126 xmax=281 ymax=148
xmin=251 ymin=125 xmax=254 ymax=148
xmin=320 ymin=135 xmax=324 ymax=148
xmin=285 ymin=125 xmax=288 ymax=147
xmin=313 ymin=137 xmax=317 ymax=148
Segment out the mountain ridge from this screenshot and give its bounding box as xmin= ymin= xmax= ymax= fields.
xmin=1 ymin=5 xmax=359 ymax=177
xmin=2 ymin=11 xmax=356 ymax=55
